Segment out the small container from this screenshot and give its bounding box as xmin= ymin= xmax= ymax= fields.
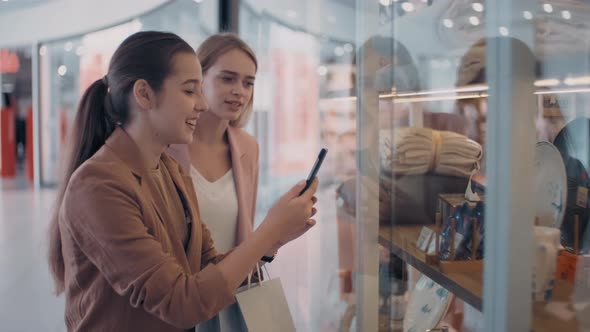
xmin=426 ymin=327 xmax=449 ymax=332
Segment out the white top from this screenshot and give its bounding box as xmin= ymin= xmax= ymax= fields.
xmin=190 ymin=165 xmax=239 ymax=253
xmin=191 ymin=165 xmax=244 ymax=332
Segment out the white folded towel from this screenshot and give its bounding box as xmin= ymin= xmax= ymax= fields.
xmin=380 ymin=128 xmax=483 ymax=177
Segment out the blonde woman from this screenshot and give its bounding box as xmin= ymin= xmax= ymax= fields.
xmin=168 ymin=33 xmax=272 ymax=331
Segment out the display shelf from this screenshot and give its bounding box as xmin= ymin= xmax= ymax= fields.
xmin=379 ymin=224 xmax=580 ymax=331
xmin=379 ymin=225 xmax=483 ymax=310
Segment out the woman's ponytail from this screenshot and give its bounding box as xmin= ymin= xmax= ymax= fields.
xmin=48 ymin=77 xmax=112 ymax=294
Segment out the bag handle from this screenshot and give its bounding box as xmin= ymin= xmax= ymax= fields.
xmin=246 ymin=263 xmax=272 ymax=289
xmin=246 ymin=263 xmax=263 ymax=289
xmin=262 ymin=264 xmax=270 ymax=280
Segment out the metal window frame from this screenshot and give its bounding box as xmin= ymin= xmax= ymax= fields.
xmin=31 ymin=43 xmax=41 ymax=189
xmin=354 ymin=1 xmax=384 ymax=331
xmin=484 ymin=0 xmax=537 ymax=331
xmin=219 ymin=0 xmax=240 ymax=33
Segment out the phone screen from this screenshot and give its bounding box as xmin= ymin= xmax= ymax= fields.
xmin=299 ymin=148 xmax=328 ymax=196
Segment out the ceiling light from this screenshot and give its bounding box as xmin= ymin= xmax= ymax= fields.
xmin=401 ymin=2 xmax=415 ymax=12
xmin=543 ymin=4 xmax=553 ymax=13
xmin=535 ymin=88 xmax=590 ymax=95
xmin=58 ymin=65 xmax=67 ymax=76
xmin=523 ymin=11 xmax=533 ymax=20
xmin=472 ymin=3 xmax=484 ymax=12
xmin=469 ymin=16 xmax=480 ymax=26
xmin=564 ymin=76 xmax=590 ymax=86
xmin=534 ymin=79 xmax=560 ymax=87
xmin=443 ymin=19 xmax=454 ymax=28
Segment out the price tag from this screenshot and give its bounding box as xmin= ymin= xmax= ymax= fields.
xmin=427 ymin=234 xmax=441 ymax=254
xmin=416 ymin=226 xmax=434 ymax=252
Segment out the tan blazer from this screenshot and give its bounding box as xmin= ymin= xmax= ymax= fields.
xmin=167 ymin=126 xmax=260 ymax=245
xmin=59 ymin=128 xmax=234 ymax=332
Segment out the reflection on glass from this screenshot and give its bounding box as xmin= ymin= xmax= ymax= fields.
xmin=371 ymin=0 xmax=590 ymax=331
xmin=240 ymin=1 xmax=358 ymax=330
xmin=376 ymin=2 xmax=491 ymax=332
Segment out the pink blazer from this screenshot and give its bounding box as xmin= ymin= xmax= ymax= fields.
xmin=167 ymin=126 xmax=259 ymax=245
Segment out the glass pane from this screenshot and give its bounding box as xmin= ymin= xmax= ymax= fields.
xmin=239 ymin=1 xmax=359 ymax=330
xmin=370 ymin=1 xmax=590 ymax=331
xmin=38 ymin=0 xmax=217 ymax=186
xmin=528 ymin=1 xmax=590 ymax=331
xmin=369 ymin=1 xmax=491 ymax=331
xmin=39 ymin=37 xmax=84 ymax=186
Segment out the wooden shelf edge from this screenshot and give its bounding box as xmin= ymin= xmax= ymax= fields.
xmin=379 ymin=225 xmax=483 ymax=311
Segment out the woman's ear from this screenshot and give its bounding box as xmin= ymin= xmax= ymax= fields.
xmin=132 ymin=79 xmax=156 ymax=111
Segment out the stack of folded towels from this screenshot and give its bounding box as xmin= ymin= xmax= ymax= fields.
xmin=380 ymin=128 xmax=483 ymax=178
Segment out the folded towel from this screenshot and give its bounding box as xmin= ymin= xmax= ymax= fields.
xmin=380 ymin=128 xmax=483 ymax=177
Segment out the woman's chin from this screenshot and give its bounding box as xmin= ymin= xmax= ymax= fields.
xmin=172 ymin=132 xmax=194 ymax=145
xmin=220 ymin=109 xmax=242 ymax=121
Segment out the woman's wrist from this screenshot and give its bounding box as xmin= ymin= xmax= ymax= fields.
xmin=256 ymin=217 xmax=281 ymax=262
xmin=261 ymin=247 xmax=279 ymax=263
xmin=264 ymin=246 xmax=279 ymax=258
xmin=257 ymin=217 xmax=281 ymax=253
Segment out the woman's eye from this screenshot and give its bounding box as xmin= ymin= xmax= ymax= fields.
xmin=184 ymin=90 xmax=195 ymax=95
xmin=221 ymin=77 xmax=233 ymax=82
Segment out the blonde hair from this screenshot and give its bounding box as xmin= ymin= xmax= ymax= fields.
xmin=197 ymin=33 xmax=258 ymax=128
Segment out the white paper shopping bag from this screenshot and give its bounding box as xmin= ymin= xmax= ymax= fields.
xmin=235 ymin=265 xmax=296 ymax=332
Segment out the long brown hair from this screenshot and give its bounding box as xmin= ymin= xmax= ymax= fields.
xmin=197 ymin=33 xmax=258 ymax=128
xmin=48 ymin=31 xmax=194 ymax=294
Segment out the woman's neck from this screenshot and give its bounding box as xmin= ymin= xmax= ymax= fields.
xmin=193 ymin=111 xmax=230 ymax=146
xmin=123 ymin=121 xmax=166 ymax=170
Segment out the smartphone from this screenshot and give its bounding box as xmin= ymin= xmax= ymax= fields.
xmin=299 ymin=148 xmax=328 ymax=196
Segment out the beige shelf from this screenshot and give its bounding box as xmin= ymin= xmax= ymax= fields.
xmin=379 ymin=224 xmax=580 ymax=331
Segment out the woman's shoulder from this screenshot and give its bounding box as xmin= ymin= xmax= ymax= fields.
xmin=228 ymin=127 xmax=258 ymax=149
xmin=68 ymin=148 xmax=138 ymax=192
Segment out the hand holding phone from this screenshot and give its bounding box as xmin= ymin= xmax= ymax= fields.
xmin=299 ymin=148 xmax=328 ymax=196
